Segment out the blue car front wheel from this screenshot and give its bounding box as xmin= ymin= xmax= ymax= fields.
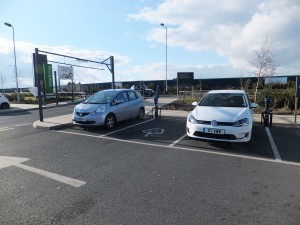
xmin=104 ymin=114 xmax=116 ymax=129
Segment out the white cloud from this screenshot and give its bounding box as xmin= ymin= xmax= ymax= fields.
xmin=1 ymin=0 xmax=299 ymax=88
xmin=0 ymin=37 xmax=11 ymax=54
xmin=0 ymin=38 xmax=132 ymax=88
xmin=129 ymin=0 xmax=300 ymax=75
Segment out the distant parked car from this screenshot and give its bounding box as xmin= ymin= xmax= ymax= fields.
xmin=131 ymin=85 xmax=155 ymax=97
xmin=73 ymin=89 xmax=145 ymax=129
xmin=186 ymin=90 xmax=258 ymax=142
xmin=143 ymin=89 xmax=155 ymax=97
xmin=0 ymin=93 xmax=10 ymax=109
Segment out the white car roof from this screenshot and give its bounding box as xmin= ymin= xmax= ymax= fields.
xmin=208 ymin=90 xmax=246 ymax=94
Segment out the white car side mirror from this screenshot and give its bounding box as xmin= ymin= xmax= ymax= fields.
xmin=250 ymin=103 xmax=258 ymax=109
xmin=192 ymin=102 xmax=198 ymax=106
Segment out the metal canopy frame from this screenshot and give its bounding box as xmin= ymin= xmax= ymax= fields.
xmin=33 ymin=48 xmax=115 ymax=122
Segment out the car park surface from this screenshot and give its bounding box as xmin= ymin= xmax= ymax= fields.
xmin=2 ymin=120 xmax=300 ymax=224
xmin=4 ymin=98 xmax=300 ymax=164
xmin=55 ymin=115 xmax=300 ymax=164
xmin=267 ymin=126 xmax=300 ymax=162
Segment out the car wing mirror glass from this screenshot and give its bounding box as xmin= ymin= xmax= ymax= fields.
xmin=250 ymin=103 xmax=258 ymax=108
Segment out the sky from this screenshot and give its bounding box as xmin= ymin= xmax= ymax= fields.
xmin=0 ymin=0 xmax=299 ymax=89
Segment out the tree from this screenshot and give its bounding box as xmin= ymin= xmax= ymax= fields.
xmin=0 ymin=72 xmax=6 ymax=92
xmin=250 ymin=37 xmax=277 ymax=102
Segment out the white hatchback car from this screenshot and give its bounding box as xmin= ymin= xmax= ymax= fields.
xmin=0 ymin=93 xmax=10 ymax=109
xmin=186 ymin=90 xmax=258 ymax=142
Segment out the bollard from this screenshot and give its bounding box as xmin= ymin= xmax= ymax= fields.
xmin=152 ymin=92 xmax=161 ymax=119
xmin=154 ymin=106 xmax=159 ymax=118
xmin=261 ymin=109 xmax=273 ymax=127
xmin=154 ymin=95 xmax=159 ymax=118
xmin=260 ymin=96 xmax=273 ymax=127
xmin=263 ymin=110 xmax=269 ymax=127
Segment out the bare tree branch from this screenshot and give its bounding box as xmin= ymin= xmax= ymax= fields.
xmin=250 ymin=37 xmax=277 ymax=102
xmin=0 ymin=72 xmax=6 ymax=91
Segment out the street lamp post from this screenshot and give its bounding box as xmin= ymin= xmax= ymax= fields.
xmin=160 ymin=23 xmax=168 ymax=93
xmin=4 ymin=22 xmax=20 ymax=104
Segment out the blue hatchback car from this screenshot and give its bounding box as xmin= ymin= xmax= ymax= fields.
xmin=73 ymin=89 xmax=145 ymax=129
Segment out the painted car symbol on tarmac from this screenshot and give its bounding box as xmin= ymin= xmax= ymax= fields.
xmin=143 ymin=128 xmax=164 ymax=137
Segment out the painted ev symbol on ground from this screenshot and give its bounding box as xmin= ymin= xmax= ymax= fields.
xmin=143 ymin=128 xmax=164 ymax=137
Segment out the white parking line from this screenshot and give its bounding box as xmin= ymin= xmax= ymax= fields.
xmin=0 ymin=127 xmax=10 ymax=130
xmin=0 ymin=127 xmax=14 ymax=132
xmin=169 ymin=134 xmax=187 ymax=147
xmin=0 ymin=123 xmax=31 ymax=131
xmin=265 ymin=127 xmax=282 ymax=161
xmin=55 ymin=130 xmax=300 ymax=167
xmin=15 ymin=123 xmax=32 ymax=127
xmin=16 ymin=163 xmax=86 ymax=188
xmin=102 ymin=118 xmax=154 ymax=137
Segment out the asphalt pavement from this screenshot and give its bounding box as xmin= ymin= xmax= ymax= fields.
xmin=1 ymin=97 xmax=300 ymax=224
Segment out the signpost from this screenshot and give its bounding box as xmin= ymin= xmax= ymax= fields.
xmin=58 ymin=65 xmax=73 ymax=80
xmin=58 ymin=65 xmax=74 ymax=101
xmin=33 ymin=49 xmax=44 ymax=122
xmin=32 ymin=53 xmax=47 ymax=98
xmin=177 ymin=72 xmax=194 ymax=99
xmin=33 ymin=48 xmax=115 ymax=122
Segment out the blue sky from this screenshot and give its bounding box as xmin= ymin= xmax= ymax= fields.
xmin=0 ymin=0 xmax=299 ymax=88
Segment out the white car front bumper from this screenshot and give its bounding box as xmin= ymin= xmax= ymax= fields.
xmin=186 ymin=120 xmax=252 ymax=142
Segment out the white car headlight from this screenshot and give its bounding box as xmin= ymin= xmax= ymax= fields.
xmin=91 ymin=106 xmax=106 ymax=115
xmin=233 ymin=118 xmax=249 ymax=127
xmin=188 ymin=115 xmax=198 ymax=124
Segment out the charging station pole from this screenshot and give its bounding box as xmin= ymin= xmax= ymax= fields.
xmin=295 ymin=76 xmax=300 ymax=123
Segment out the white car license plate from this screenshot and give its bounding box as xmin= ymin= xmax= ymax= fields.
xmin=204 ymin=128 xmax=225 ymax=134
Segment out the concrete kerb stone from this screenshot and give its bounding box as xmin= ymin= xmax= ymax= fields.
xmin=33 ymin=121 xmax=75 ymax=130
xmin=32 ymin=114 xmax=74 ymax=130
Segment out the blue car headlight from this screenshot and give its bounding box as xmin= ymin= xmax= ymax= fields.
xmin=91 ymin=106 xmax=106 ymax=115
xmin=188 ymin=115 xmax=198 ymax=124
xmin=233 ymin=118 xmax=249 ymax=127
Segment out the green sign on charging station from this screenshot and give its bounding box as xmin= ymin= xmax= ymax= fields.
xmin=44 ymin=64 xmax=53 ymax=94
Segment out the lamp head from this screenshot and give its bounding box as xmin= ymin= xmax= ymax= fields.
xmin=160 ymin=23 xmax=165 ymax=27
xmin=4 ymin=22 xmax=12 ymax=27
